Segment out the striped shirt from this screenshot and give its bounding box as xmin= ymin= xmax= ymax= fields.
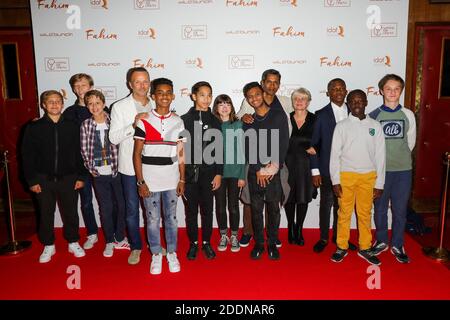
xmin=134 ymin=109 xmax=185 ymax=192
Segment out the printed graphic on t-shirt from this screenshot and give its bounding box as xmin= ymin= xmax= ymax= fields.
xmin=380 ymin=119 xmax=404 ymax=139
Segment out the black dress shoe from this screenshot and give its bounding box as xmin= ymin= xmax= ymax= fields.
xmin=313 ymin=239 xmax=328 ymax=253
xmin=187 ymin=242 xmax=198 ymax=260
xmin=268 ymin=244 xmax=280 ymax=260
xmin=348 ymin=241 xmax=357 ymax=251
xmin=250 ymin=244 xmax=264 ymax=260
xmin=202 ymin=242 xmax=216 ymax=260
xmin=296 ymin=234 xmax=305 ymax=246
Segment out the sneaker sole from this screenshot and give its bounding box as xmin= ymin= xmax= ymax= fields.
xmin=69 ymin=249 xmax=86 ymax=258
xmin=39 ymin=251 xmax=55 ymax=263
xmin=239 ymin=242 xmax=250 ymax=248
xmin=150 ymin=269 xmax=162 ymax=275
xmin=169 ymin=267 xmax=180 ymax=273
xmin=217 ymin=246 xmax=227 ymax=252
xmin=231 ymin=247 xmax=240 ymax=253
xmin=357 ymin=252 xmax=381 ymax=265
xmin=103 ymin=252 xmax=114 ymax=258
xmin=331 ymin=252 xmax=348 ymax=263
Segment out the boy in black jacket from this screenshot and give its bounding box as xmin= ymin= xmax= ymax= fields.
xmin=181 ymin=81 xmax=223 ymax=260
xmin=22 ymin=90 xmax=87 ymax=263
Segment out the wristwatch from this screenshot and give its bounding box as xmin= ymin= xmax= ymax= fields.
xmin=136 ymin=180 xmax=146 ymax=187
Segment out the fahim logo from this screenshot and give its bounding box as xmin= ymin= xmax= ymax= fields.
xmin=273 ymin=26 xmax=305 ymax=37
xmin=381 ymin=120 xmax=404 ymax=138
xmin=182 ymin=25 xmax=207 ymax=40
xmin=371 ymin=23 xmax=397 ymax=37
xmin=226 ymin=0 xmax=258 ymax=6
xmin=185 ymin=57 xmax=204 ymax=69
xmin=373 ymin=55 xmax=391 ymax=67
xmin=134 ymin=0 xmax=159 ymax=9
xmin=37 ymin=0 xmax=69 ymax=9
xmin=137 ymin=28 xmax=156 ymax=39
xmin=95 ymin=86 xmax=117 ymax=100
xmin=90 ymin=0 xmax=108 ymax=9
xmin=133 ymin=57 xmax=165 ymax=69
xmin=320 ymin=56 xmax=351 ymax=67
xmin=366 ymin=86 xmax=381 ymax=96
xmin=86 ymin=28 xmax=118 ymax=40
xmin=327 ymin=25 xmax=345 ymax=37
xmin=279 ymin=0 xmax=298 ymax=6
xmin=228 ymin=55 xmax=254 ymax=69
xmin=324 ymin=0 xmax=351 ymax=7
xmin=45 ymin=57 xmax=70 ymax=71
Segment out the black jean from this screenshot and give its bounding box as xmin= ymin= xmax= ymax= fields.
xmin=35 ymin=174 xmax=80 ymax=245
xmin=184 ymin=168 xmax=215 ymax=243
xmin=214 ymin=177 xmax=240 ymax=234
xmin=319 ymin=175 xmax=338 ymax=241
xmin=248 ymin=170 xmax=282 ymax=246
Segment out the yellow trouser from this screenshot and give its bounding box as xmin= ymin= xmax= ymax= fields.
xmin=337 ymin=171 xmax=376 ymax=251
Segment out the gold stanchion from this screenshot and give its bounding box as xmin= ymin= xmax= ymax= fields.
xmin=0 ymin=150 xmax=32 ymax=255
xmin=423 ymin=152 xmax=449 ymax=262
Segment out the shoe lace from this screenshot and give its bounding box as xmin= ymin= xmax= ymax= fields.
xmin=231 ymin=236 xmax=239 ymax=247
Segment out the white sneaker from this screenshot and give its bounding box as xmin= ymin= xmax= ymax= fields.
xmin=113 ymin=237 xmax=130 ymax=250
xmin=83 ymin=234 xmax=98 ymax=250
xmin=150 ymin=254 xmax=163 ymax=275
xmin=167 ymin=252 xmax=181 ymax=273
xmin=103 ymin=243 xmax=114 ymax=258
xmin=39 ymin=245 xmax=55 ymax=263
xmin=68 ymin=242 xmax=86 ymax=258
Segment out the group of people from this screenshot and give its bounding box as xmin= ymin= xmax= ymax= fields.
xmin=21 ymin=67 xmax=416 ymax=275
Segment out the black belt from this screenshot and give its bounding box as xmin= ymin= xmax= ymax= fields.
xmin=141 ymin=156 xmax=175 ymax=166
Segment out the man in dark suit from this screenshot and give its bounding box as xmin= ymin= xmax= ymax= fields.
xmin=310 ymin=78 xmax=357 ymax=253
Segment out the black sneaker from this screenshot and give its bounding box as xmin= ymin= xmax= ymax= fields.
xmin=187 ymin=242 xmax=198 ymax=260
xmin=391 ymin=246 xmax=410 ymax=264
xmin=313 ymin=239 xmax=328 ymax=253
xmin=371 ymin=241 xmax=389 ymax=256
xmin=239 ymin=234 xmax=252 ymax=247
xmin=275 ymin=239 xmax=282 ymax=248
xmin=331 ymin=248 xmax=347 ymax=263
xmin=202 ymin=242 xmax=216 ymax=260
xmin=268 ymin=244 xmax=280 ymax=260
xmin=250 ymin=244 xmax=264 ymax=260
xmin=358 ymin=249 xmax=381 ymax=265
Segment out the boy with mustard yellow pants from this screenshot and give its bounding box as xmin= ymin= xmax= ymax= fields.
xmin=329 ymin=90 xmax=385 ymax=266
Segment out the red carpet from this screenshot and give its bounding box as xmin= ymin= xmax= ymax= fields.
xmin=1 ymin=228 xmax=449 ymax=300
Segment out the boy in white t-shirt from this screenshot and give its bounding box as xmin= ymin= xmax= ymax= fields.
xmin=133 ymin=78 xmax=186 ymax=275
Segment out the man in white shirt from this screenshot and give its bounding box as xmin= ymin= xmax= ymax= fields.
xmin=329 ymin=89 xmax=385 ymax=265
xmin=109 ymin=67 xmax=153 ymax=265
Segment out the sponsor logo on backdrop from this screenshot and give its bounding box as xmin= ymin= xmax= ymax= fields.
xmin=371 ymin=23 xmax=397 ymax=37
xmin=45 ymin=57 xmax=70 ymax=72
xmin=137 ymin=28 xmax=156 ymax=39
xmin=133 ymin=57 xmax=165 ymax=69
xmin=231 ymin=88 xmax=242 ymax=94
xmin=324 ymin=0 xmax=351 ymax=7
xmin=273 ymin=59 xmax=306 ymax=65
xmin=180 ymin=88 xmax=190 ymax=97
xmin=178 ymin=0 xmax=213 ymax=4
xmin=60 ymin=88 xmax=68 ymax=100
xmin=185 ymin=58 xmax=204 ymax=69
xmin=96 ymin=86 xmax=117 ymax=100
xmin=87 ymin=62 xmax=121 ymax=67
xmin=273 ymin=26 xmax=305 ymax=37
xmin=373 ymin=55 xmax=391 ymax=67
xmin=320 ymin=56 xmax=352 ymax=67
xmin=279 ymin=0 xmax=298 ymax=7
xmin=226 ymin=0 xmax=258 ymax=6
xmin=366 ymin=86 xmax=381 ymax=96
xmin=182 ymin=25 xmax=207 ymax=40
xmin=39 ymin=32 xmax=73 ymax=37
xmin=86 ymin=28 xmax=118 ymax=40
xmin=225 ymin=29 xmax=260 ymax=36
xmin=90 ymin=0 xmax=108 ymax=9
xmin=278 ymin=84 xmax=301 ymax=97
xmin=327 ymin=25 xmax=345 ymax=37
xmin=228 ymin=55 xmax=254 ymax=69
xmin=37 ymin=0 xmax=69 ymax=9
xmin=134 ymin=0 xmax=159 ymax=9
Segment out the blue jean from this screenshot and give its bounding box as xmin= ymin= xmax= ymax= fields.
xmin=93 ymin=175 xmax=126 ymax=243
xmin=120 ymin=173 xmax=142 ymax=250
xmin=79 ymin=176 xmax=98 ymax=236
xmin=374 ymin=170 xmax=412 ymax=248
xmin=143 ymin=189 xmax=178 ymax=254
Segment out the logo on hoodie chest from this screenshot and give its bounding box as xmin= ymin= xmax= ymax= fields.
xmin=380 ymin=120 xmax=404 ymax=139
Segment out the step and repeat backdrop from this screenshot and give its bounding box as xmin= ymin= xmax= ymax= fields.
xmin=31 ymin=0 xmax=409 ymax=228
